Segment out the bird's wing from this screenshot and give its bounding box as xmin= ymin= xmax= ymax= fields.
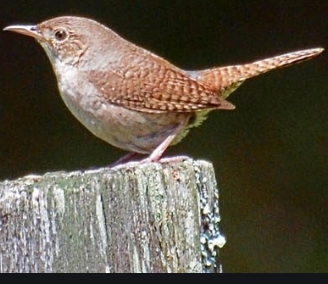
xmin=88 ymin=67 xmax=235 ymax=114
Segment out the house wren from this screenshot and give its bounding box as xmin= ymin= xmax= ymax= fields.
xmin=4 ymin=16 xmax=324 ymax=163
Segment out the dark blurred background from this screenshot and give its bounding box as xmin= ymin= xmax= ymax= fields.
xmin=1 ymin=0 xmax=327 ymax=272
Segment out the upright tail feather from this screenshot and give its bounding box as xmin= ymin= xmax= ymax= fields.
xmin=194 ymin=48 xmax=324 ymax=99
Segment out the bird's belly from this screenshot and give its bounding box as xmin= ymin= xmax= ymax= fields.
xmin=60 ymin=90 xmax=191 ymax=154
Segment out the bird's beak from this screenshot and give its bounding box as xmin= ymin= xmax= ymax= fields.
xmin=3 ymin=25 xmax=43 ymax=41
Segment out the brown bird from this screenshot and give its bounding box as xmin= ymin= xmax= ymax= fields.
xmin=4 ymin=16 xmax=324 ymax=164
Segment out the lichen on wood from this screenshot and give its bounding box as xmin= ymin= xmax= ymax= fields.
xmin=0 ymin=158 xmax=225 ymax=273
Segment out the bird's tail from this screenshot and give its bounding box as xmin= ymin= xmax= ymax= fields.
xmin=193 ymin=48 xmax=324 ymax=99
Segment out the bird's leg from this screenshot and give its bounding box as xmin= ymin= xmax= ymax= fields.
xmin=112 ymin=122 xmax=187 ymax=166
xmin=159 ymin=155 xmax=189 ymax=164
xmin=111 ymin=152 xmax=139 ymax=167
xmin=142 ymin=122 xmax=186 ymax=163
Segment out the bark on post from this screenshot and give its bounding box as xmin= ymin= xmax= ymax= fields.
xmin=0 ymin=158 xmax=225 ymax=273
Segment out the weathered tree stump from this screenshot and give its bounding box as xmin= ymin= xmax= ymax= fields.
xmin=0 ymin=158 xmax=225 ymax=273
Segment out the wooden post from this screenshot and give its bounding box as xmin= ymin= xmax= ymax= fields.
xmin=0 ymin=158 xmax=225 ymax=273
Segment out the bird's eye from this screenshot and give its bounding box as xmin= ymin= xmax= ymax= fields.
xmin=54 ymin=29 xmax=68 ymax=41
